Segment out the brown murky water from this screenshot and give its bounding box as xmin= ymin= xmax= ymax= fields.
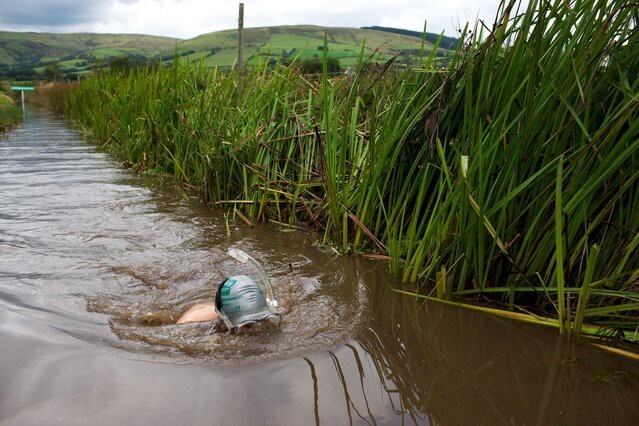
xmin=1 ymin=112 xmax=638 ymax=425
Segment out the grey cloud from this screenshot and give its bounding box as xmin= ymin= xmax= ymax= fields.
xmin=0 ymin=0 xmax=107 ymax=27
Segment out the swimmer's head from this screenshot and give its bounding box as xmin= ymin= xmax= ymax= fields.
xmin=215 ymin=275 xmax=281 ymax=334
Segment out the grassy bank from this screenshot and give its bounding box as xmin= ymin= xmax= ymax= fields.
xmin=0 ymin=86 xmax=21 ymax=132
xmin=57 ymin=0 xmax=638 ymax=345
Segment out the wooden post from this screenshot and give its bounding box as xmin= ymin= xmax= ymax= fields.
xmin=238 ymin=3 xmax=244 ymax=71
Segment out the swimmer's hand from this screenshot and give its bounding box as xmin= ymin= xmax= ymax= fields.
xmin=176 ymin=302 xmax=219 ymax=324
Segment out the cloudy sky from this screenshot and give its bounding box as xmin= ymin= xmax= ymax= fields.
xmin=0 ymin=0 xmax=508 ymax=40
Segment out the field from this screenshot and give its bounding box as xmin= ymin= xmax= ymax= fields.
xmin=0 ymin=31 xmax=179 ymax=78
xmin=173 ymin=25 xmax=447 ymax=68
xmin=0 ymin=31 xmax=178 ymax=65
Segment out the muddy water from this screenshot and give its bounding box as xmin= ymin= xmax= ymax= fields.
xmin=1 ymin=112 xmax=638 ymax=425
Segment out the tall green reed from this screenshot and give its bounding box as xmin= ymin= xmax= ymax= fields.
xmin=423 ymin=0 xmax=639 ymax=337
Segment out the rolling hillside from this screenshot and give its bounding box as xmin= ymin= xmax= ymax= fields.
xmin=0 ymin=31 xmax=179 ymax=79
xmin=0 ymin=32 xmax=179 ymax=65
xmin=0 ymin=26 xmax=456 ymax=80
xmin=174 ymin=25 xmax=453 ymax=68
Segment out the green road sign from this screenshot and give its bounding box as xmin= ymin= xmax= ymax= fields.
xmin=10 ymin=86 xmax=35 ymax=91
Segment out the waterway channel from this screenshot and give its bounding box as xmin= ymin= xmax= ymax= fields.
xmin=1 ymin=111 xmax=638 ymax=425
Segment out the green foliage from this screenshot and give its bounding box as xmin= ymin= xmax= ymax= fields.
xmin=297 ymin=56 xmax=341 ymax=74
xmin=106 ymin=55 xmax=161 ymax=74
xmin=44 ymin=62 xmax=62 ymax=82
xmin=59 ymin=0 xmax=639 ymax=344
xmin=2 ymin=65 xmax=36 ymax=81
xmin=0 ymin=92 xmax=21 ymax=132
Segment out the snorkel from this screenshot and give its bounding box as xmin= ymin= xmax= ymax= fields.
xmin=227 ymin=248 xmax=279 ymax=311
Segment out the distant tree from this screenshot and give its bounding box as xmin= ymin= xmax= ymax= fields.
xmin=44 ymin=62 xmax=62 ymax=82
xmin=6 ymin=65 xmax=36 ymax=80
xmin=107 ymin=55 xmax=157 ymax=74
xmin=298 ymin=56 xmax=341 ymax=75
xmin=325 ymin=56 xmax=341 ymax=73
xmin=109 ymin=56 xmax=133 ymax=72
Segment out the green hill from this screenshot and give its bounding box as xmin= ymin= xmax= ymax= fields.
xmin=0 ymin=32 xmax=179 ymax=79
xmin=173 ymin=25 xmax=452 ymax=68
xmin=361 ymin=26 xmax=459 ymax=50
xmin=0 ymin=26 xmax=455 ymax=80
xmin=0 ymin=32 xmax=179 ymax=65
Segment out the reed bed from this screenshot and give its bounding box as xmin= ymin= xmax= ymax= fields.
xmin=31 ymin=82 xmax=77 ymax=115
xmin=60 ymin=0 xmax=638 ymax=344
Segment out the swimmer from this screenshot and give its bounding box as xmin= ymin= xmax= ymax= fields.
xmin=176 ymin=302 xmax=219 ymax=324
xmin=177 ymin=275 xmax=281 ymax=334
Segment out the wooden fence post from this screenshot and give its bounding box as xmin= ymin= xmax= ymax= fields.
xmin=238 ymin=3 xmax=244 ymax=71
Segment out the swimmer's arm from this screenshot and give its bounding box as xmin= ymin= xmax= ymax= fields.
xmin=176 ymin=302 xmax=219 ymax=324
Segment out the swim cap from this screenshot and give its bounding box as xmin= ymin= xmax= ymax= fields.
xmin=214 ymin=275 xmax=281 ymax=333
